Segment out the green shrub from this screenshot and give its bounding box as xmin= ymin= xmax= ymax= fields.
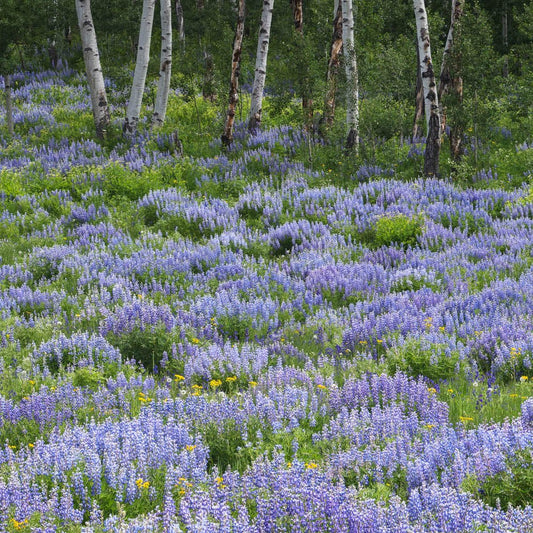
xmin=462 ymin=450 xmax=533 ymax=509
xmin=374 ymin=213 xmax=424 ymax=248
xmin=72 ymin=367 xmax=104 ymax=390
xmin=107 ymin=326 xmax=174 ymax=372
xmin=387 ymin=337 xmax=460 ymax=382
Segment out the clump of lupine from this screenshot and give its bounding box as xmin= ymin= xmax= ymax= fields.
xmin=0 ymin=69 xmax=532 ymax=531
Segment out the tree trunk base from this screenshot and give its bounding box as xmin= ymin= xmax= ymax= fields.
xmin=346 ymin=127 xmax=359 ymax=151
xmin=423 ymin=113 xmax=440 ymax=177
xmin=450 ymin=128 xmax=463 ymax=162
xmin=248 ymin=114 xmax=261 ymax=133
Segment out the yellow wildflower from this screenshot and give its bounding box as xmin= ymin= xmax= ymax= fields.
xmin=226 ymin=376 xmax=237 ymax=382
xmin=186 ymin=445 xmax=196 ymax=452
xmin=305 ymin=462 xmax=318 ymax=469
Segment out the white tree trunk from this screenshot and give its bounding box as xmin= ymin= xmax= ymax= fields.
xmin=75 ymin=0 xmax=110 ymax=139
xmin=248 ymin=0 xmax=275 ymax=131
xmin=341 ymin=0 xmax=359 ymax=150
xmin=153 ymin=0 xmax=173 ymax=128
xmin=175 ymin=0 xmax=185 ymax=44
xmin=124 ymin=0 xmax=157 ymax=135
xmin=4 ymin=75 xmax=14 ymax=137
xmin=441 ymin=0 xmax=458 ymax=81
xmin=413 ymin=0 xmax=438 ymax=134
xmin=413 ymin=0 xmax=441 ymax=176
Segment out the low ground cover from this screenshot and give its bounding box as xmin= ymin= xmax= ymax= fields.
xmin=0 ymin=69 xmax=532 ymax=531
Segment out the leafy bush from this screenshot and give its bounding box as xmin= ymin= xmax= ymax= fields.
xmin=387 ymin=337 xmax=460 ymax=381
xmin=462 ymin=450 xmax=533 ymax=509
xmin=374 ymin=213 xmax=424 ymax=248
xmin=107 ymin=325 xmax=173 ymax=372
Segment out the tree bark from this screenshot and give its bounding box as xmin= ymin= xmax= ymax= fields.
xmin=248 ymin=0 xmax=275 ymax=131
xmin=222 ymin=0 xmax=246 ymax=146
xmin=4 ymin=75 xmax=14 ymax=137
xmin=75 ymin=0 xmax=110 ymax=140
xmin=413 ymin=47 xmax=425 ymax=138
xmin=439 ymin=0 xmax=464 ymax=161
xmin=153 ymin=0 xmax=173 ymax=128
xmin=413 ymin=0 xmax=440 ymax=176
xmin=124 ymin=0 xmax=157 ymax=136
xmin=175 ymin=0 xmax=185 ymax=45
xmin=324 ymin=0 xmax=343 ymax=129
xmin=290 ymin=0 xmax=303 ymax=33
xmin=341 ymin=0 xmax=359 ymax=151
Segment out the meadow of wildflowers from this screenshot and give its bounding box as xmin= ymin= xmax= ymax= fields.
xmin=0 ymin=69 xmax=532 ymax=532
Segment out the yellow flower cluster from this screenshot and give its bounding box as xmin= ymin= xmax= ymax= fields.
xmin=215 ymin=476 xmax=227 ymax=488
xmin=138 ymin=392 xmax=151 ymax=403
xmin=136 ymin=478 xmax=150 ymax=489
xmin=10 ymin=518 xmax=28 ymax=530
xmin=175 ymin=477 xmax=193 ymax=495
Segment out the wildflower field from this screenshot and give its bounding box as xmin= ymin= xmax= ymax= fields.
xmin=1 ymin=68 xmax=533 ymax=532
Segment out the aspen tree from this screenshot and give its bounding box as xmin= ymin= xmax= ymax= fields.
xmin=341 ymin=0 xmax=359 ymax=150
xmin=124 ymin=0 xmax=156 ymax=135
xmin=175 ymin=0 xmax=185 ymax=45
xmin=439 ymin=0 xmax=465 ymax=160
xmin=222 ymin=0 xmax=246 ymax=146
xmin=248 ymin=0 xmax=275 ymax=131
xmin=75 ymin=0 xmax=110 ymax=139
xmin=413 ymin=0 xmax=440 ymax=176
xmin=153 ymin=0 xmax=173 ymax=128
xmin=324 ymin=0 xmax=343 ymax=129
xmin=413 ymin=47 xmax=425 ymax=138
